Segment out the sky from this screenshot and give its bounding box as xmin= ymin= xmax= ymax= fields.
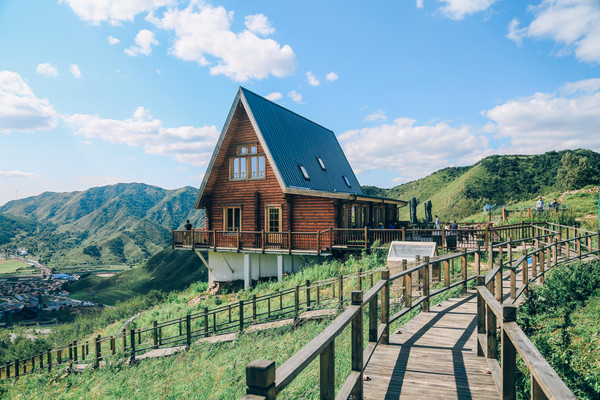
xmin=1 ymin=0 xmax=600 ymax=206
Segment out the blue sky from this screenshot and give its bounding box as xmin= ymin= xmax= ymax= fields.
xmin=1 ymin=0 xmax=600 ymax=206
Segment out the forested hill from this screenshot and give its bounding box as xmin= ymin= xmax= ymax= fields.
xmin=0 ymin=183 xmax=204 ymax=269
xmin=362 ymin=149 xmax=600 ymax=220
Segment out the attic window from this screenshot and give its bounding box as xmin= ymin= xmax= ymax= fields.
xmin=317 ymin=157 xmax=326 ymax=171
xmin=343 ymin=176 xmax=352 ymax=187
xmin=300 ymin=165 xmax=310 ymax=180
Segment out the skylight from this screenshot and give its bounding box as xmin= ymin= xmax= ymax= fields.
xmin=317 ymin=157 xmax=326 ymax=170
xmin=300 ymin=165 xmax=310 ymax=180
xmin=343 ymin=176 xmax=351 ymax=187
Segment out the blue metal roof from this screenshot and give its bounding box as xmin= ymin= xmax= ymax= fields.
xmin=241 ymin=87 xmax=363 ymax=195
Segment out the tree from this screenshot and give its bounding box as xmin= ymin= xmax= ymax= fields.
xmin=556 ymin=152 xmax=595 ymax=191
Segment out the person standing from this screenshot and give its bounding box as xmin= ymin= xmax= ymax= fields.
xmin=184 ymin=219 xmax=193 ymax=230
xmin=536 ymin=197 xmax=544 ymax=211
xmin=435 ymin=215 xmax=440 ymax=229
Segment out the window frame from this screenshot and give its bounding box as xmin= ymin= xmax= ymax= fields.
xmin=230 ymin=143 xmax=265 ymax=181
xmin=265 ymin=205 xmax=282 ymax=232
xmin=224 ymin=206 xmax=242 ymax=231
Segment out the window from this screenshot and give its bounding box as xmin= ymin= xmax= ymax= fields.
xmin=317 ymin=157 xmax=326 ymax=170
xmin=224 ymin=207 xmax=241 ymax=231
xmin=230 ymin=144 xmax=265 ymax=180
xmin=343 ymin=175 xmax=352 ymax=187
xmin=266 ymin=205 xmax=282 ymax=232
xmin=300 ymin=165 xmax=310 ymax=180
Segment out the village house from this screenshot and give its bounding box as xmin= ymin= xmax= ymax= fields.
xmin=175 ymin=87 xmax=407 ymax=288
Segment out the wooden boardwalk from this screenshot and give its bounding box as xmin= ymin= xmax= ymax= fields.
xmin=363 ymin=291 xmax=498 ymax=399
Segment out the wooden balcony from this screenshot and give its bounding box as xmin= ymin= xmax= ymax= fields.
xmin=171 ymin=224 xmax=533 ymax=255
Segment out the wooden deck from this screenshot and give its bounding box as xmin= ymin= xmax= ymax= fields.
xmin=363 ymin=291 xmax=498 ymax=399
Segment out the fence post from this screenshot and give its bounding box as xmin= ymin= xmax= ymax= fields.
xmin=402 ymin=259 xmax=408 ymax=299
xmin=364 ymin=226 xmax=368 ymax=250
xmin=495 ymin=257 xmax=503 ymax=302
xmin=129 ymin=329 xmax=136 ymax=364
xmin=338 ymin=274 xmax=343 ymax=309
xmin=6 ymin=361 xmax=10 ymax=379
xmin=405 ymin=267 xmax=412 ymax=309
xmin=475 ymin=245 xmax=481 ymax=275
xmin=444 ymin=259 xmax=450 ymax=287
xmin=553 ymin=239 xmax=558 ymax=267
xmin=204 ymin=307 xmax=210 ymax=334
xmin=488 ymin=243 xmax=493 ymax=273
xmin=501 ymin=305 xmax=518 ymax=400
xmin=476 ymin=276 xmax=485 ymax=356
xmin=486 ymin=304 xmax=497 ymax=359
xmin=95 ymin=335 xmax=101 ymax=369
xmin=245 ymin=360 xmax=276 ymax=400
xmin=239 ymin=301 xmax=245 ymax=332
xmin=73 ymin=340 xmax=78 ymax=361
xmin=485 ymin=224 xmax=489 ymax=248
xmin=351 ymin=291 xmax=364 ymax=399
xmin=321 ymin=341 xmax=335 ymax=400
xmin=153 ymin=320 xmax=159 ymax=349
xmin=252 ymin=295 xmax=257 ymax=321
xmin=423 ymin=257 xmax=430 ymax=312
xmin=14 ymin=359 xmax=19 ymax=379
xmin=111 ymin=336 xmax=116 ymax=355
xmin=306 ymin=280 xmax=311 ymax=309
xmin=47 ymin=350 xmax=51 ymax=372
xmin=381 ymin=270 xmax=390 ymax=345
xmin=186 ymin=313 xmax=192 ymax=346
xmin=295 ymin=285 xmax=300 ymax=319
xmin=369 ymin=294 xmax=378 ymax=343
xmin=357 ymin=269 xmax=362 ymax=291
xmin=461 ymin=249 xmax=467 ymax=292
xmin=57 ymin=348 xmax=62 ymax=365
xmin=576 ymin=231 xmax=581 ymax=259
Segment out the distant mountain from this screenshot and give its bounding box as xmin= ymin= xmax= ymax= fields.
xmin=0 ymin=183 xmax=204 ymax=269
xmin=362 ymin=149 xmax=600 ymax=221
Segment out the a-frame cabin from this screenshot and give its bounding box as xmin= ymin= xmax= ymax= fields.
xmin=184 ymin=87 xmax=406 ymax=287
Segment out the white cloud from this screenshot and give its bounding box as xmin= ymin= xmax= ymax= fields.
xmin=148 ymin=3 xmax=295 ymax=81
xmin=288 ymin=90 xmax=302 ymax=103
xmin=506 ymin=0 xmax=600 ymax=64
xmin=64 ymin=106 xmax=219 ymax=166
xmin=438 ymin=0 xmax=497 ymax=20
xmin=306 ymin=71 xmax=320 ymax=86
xmin=36 ymin=63 xmax=59 ymax=77
xmin=59 ymin=0 xmax=175 ymax=25
xmin=0 ymin=170 xmax=39 ymax=178
xmin=485 ymin=78 xmax=600 ymax=153
xmin=107 ymin=36 xmax=120 ymax=45
xmin=339 ymin=118 xmax=487 ymax=181
xmin=265 ymin=92 xmax=282 ymax=101
xmin=416 ymin=0 xmax=424 ymax=9
xmin=245 ymin=14 xmax=275 ymax=36
xmin=364 ymin=110 xmax=387 ymax=122
xmin=326 ymin=72 xmax=338 ymax=82
xmin=70 ymin=64 xmax=82 ymax=78
xmin=0 ymin=71 xmax=58 ymax=133
xmin=125 ymin=29 xmax=158 ymax=56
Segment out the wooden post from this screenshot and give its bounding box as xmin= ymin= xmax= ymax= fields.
xmin=129 ymin=329 xmax=136 ymax=363
xmin=488 ymin=243 xmax=493 ymax=273
xmin=369 ymin=295 xmax=378 ymax=343
xmin=381 ymin=270 xmax=390 ymax=345
xmin=73 ymin=340 xmax=78 ymax=361
xmin=245 ymin=360 xmax=276 ymax=400
xmin=475 ymin=245 xmax=481 ymax=275
xmin=461 ymin=249 xmax=467 ymax=292
xmin=14 ymin=359 xmax=19 ymax=379
xmin=316 ymin=285 xmax=320 ymax=306
xmin=476 ymin=276 xmax=485 ymax=356
xmin=444 ymin=259 xmax=450 ymax=287
xmin=402 ymin=259 xmax=408 ymax=299
xmin=338 ymin=274 xmax=343 ymax=309
xmin=553 ymin=239 xmax=558 ymax=267
xmin=252 ymin=295 xmax=257 ymax=321
xmin=122 ymin=328 xmax=126 ymax=352
xmin=576 ymin=232 xmax=581 ymax=259
xmin=351 ymin=291 xmax=364 ymax=400
xmin=306 ymin=280 xmax=311 ymax=309
xmin=47 ymin=350 xmax=51 ymax=372
xmin=441 ymin=225 xmax=446 ymax=250
xmin=186 ymin=313 xmax=192 ymax=346
xmin=317 ymin=230 xmax=321 ymax=256
xmin=57 ymin=348 xmax=62 ymax=365
xmin=485 ymin=225 xmax=489 ymax=248
xmin=501 ymin=305 xmax=517 ymax=400
xmin=508 ymin=238 xmax=516 ymax=299
xmin=321 ymin=342 xmax=335 ymax=400
xmin=204 ymin=306 xmax=210 ymax=334
xmin=261 ymin=230 xmax=265 ymax=253
xmin=401 ymin=227 xmax=406 ymax=241
xmin=95 ymin=335 xmax=101 ymax=369
xmin=357 ymin=269 xmax=362 ymax=291
xmin=239 ymin=301 xmax=244 ymax=332
xmin=405 ymin=268 xmax=412 ymax=309
xmin=423 ymin=257 xmax=430 ymax=312
xmin=153 ymin=320 xmax=158 ymax=349
xmin=495 ymin=257 xmax=503 ymax=302
xmin=288 ymin=231 xmax=292 ymax=254
xmin=294 ymin=285 xmax=300 ymax=318
xmin=6 ymin=361 xmax=10 ymax=379
xmin=111 ymin=337 xmax=116 ymax=355
xmin=236 ymin=229 xmax=240 ymax=252
xmin=486 ymin=305 xmax=497 ymax=359
xmin=364 ymin=226 xmax=368 ymax=250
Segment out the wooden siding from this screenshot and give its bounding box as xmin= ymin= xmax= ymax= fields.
xmin=201 ymin=104 xmax=338 ymax=231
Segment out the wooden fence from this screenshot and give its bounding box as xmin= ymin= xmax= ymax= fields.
xmin=241 ymin=225 xmax=600 ymax=399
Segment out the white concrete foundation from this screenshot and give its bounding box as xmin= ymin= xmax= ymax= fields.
xmin=207 ymin=251 xmax=320 ymax=288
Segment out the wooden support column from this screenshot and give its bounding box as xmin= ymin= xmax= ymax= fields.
xmin=475 ymin=245 xmax=481 ymax=275
xmin=501 ymin=305 xmax=518 ymax=400
xmin=351 ymin=291 xmax=364 ymax=400
xmin=461 ymin=249 xmax=467 ymax=292
xmin=245 ymin=360 xmax=276 ymax=400
xmin=476 ymin=276 xmax=485 ymax=357
xmin=320 ymin=342 xmax=335 ymax=400
xmin=381 ymin=270 xmax=390 ymax=345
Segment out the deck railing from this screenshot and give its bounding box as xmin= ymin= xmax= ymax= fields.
xmin=242 ymin=226 xmax=599 ymax=399
xmin=173 ymin=222 xmax=550 ymax=254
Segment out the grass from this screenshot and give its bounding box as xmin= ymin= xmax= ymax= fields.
xmin=0 ymin=259 xmax=38 ymax=276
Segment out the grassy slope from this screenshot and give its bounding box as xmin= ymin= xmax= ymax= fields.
xmin=67 ymin=249 xmax=208 ymax=305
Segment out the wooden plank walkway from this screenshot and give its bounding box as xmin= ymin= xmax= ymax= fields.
xmin=363 ymin=291 xmax=498 ymax=399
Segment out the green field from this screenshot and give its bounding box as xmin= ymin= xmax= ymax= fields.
xmin=0 ymin=259 xmax=38 ymax=276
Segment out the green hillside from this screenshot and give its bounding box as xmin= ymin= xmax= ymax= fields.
xmin=0 ymin=183 xmax=205 ymax=270
xmin=67 ymin=249 xmax=208 ymax=305
xmin=363 ymin=149 xmax=600 ymax=222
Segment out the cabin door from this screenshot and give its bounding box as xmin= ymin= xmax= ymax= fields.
xmin=265 ymin=205 xmax=283 ymax=246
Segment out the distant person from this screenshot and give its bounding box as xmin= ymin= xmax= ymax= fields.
xmin=378 ymin=222 xmax=384 ymax=229
xmin=434 ymin=215 xmax=440 ymax=229
xmin=184 ymin=219 xmax=193 ymax=230
xmin=549 ymin=198 xmax=559 ymax=210
xmin=388 ymin=223 xmax=394 ymax=229
xmin=450 ymin=220 xmax=459 ymax=230
xmin=536 ymin=197 xmax=544 ymax=211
